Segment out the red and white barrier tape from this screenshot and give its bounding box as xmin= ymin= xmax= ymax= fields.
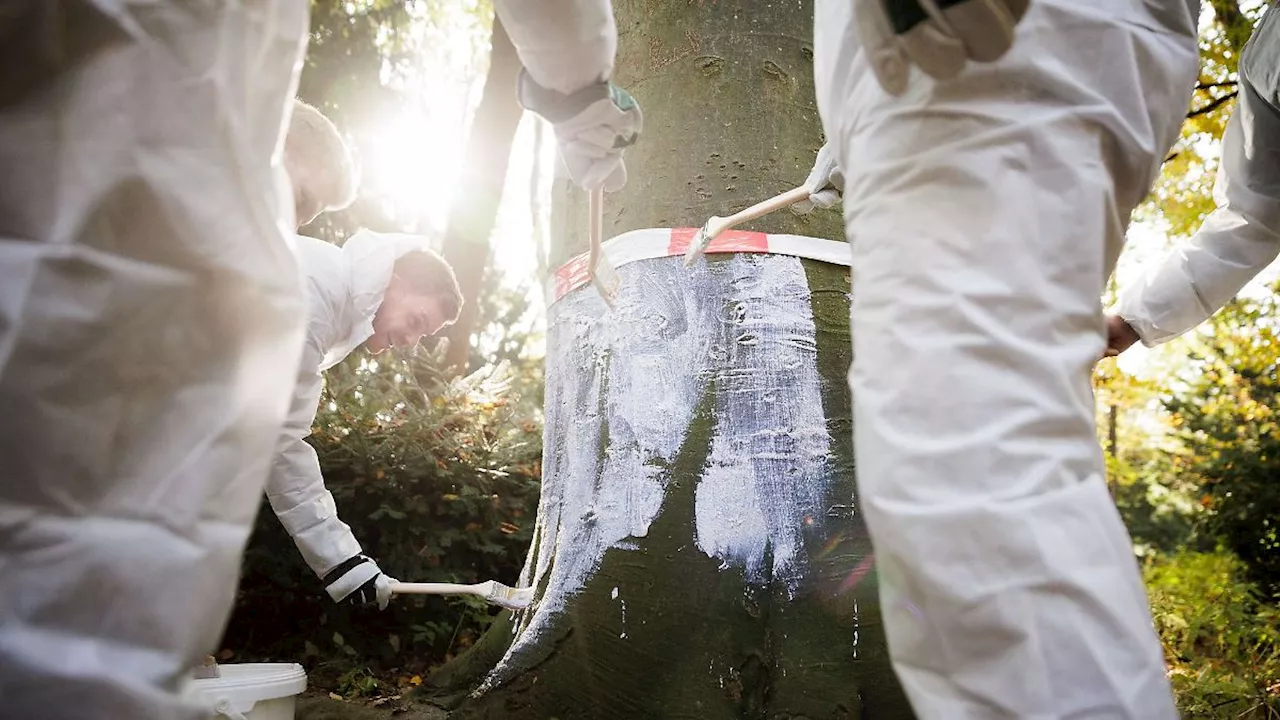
xmin=547 ymin=228 xmax=851 ymax=305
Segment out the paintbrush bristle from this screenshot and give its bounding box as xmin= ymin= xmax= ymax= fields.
xmin=591 ymin=261 xmax=621 ymax=308
xmin=682 ymin=223 xmax=713 ymax=267
xmin=484 ymin=583 xmax=534 ymax=610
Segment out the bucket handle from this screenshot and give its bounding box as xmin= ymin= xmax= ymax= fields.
xmin=213 ymin=697 xmax=249 ymax=720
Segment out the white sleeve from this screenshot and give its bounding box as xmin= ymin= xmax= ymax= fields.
xmin=264 ymin=329 xmax=363 ymax=578
xmin=493 ymin=0 xmax=616 ymax=95
xmin=1117 ymin=78 xmax=1280 ymax=346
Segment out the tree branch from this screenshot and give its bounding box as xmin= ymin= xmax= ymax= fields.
xmin=1187 ymin=90 xmax=1239 ymax=118
xmin=1196 ymin=80 xmax=1238 ymax=90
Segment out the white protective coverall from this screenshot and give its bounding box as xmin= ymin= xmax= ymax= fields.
xmin=0 ymin=3 xmax=308 ymax=720
xmin=267 ymin=231 xmax=433 ymax=597
xmin=495 ymin=0 xmax=614 ymax=96
xmin=1118 ymin=4 xmax=1280 ymax=345
xmin=813 ymin=1 xmax=1200 ymax=716
xmin=494 ymin=0 xmax=639 ymax=192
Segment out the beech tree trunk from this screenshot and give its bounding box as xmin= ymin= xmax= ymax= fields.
xmin=427 ymin=2 xmax=913 ymax=717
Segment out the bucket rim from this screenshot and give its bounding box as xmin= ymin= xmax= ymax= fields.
xmin=192 ymin=662 xmax=308 ymax=703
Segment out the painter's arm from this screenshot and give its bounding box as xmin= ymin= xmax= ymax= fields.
xmin=493 ymin=0 xmax=616 ymax=94
xmin=1116 ymin=78 xmax=1280 ymax=346
xmin=264 ymin=359 xmax=364 ymax=581
xmin=492 ymin=0 xmax=640 ymax=192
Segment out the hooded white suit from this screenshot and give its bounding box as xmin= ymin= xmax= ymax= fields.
xmin=0 ymin=2 xmax=308 ymax=719
xmin=268 ymin=231 xmax=433 ymax=598
xmin=813 ymin=0 xmax=1201 ymax=716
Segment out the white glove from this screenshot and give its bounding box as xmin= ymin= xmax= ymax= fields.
xmin=792 ymin=143 xmax=844 ymax=215
xmin=322 ymin=554 xmax=397 ymax=610
xmin=855 ymin=0 xmax=1032 ymax=96
xmin=517 ymin=71 xmax=642 ymax=192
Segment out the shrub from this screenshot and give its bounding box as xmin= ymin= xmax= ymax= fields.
xmin=1164 ymin=290 xmax=1280 ymax=599
xmin=1145 ymin=550 xmax=1280 ymax=718
xmin=1108 ymin=452 xmax=1206 ymax=558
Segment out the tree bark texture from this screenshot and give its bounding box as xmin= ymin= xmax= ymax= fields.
xmin=549 ymin=0 xmax=842 ymax=265
xmin=427 ymin=2 xmax=912 ymax=718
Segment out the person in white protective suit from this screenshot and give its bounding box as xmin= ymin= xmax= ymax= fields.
xmin=1108 ymin=5 xmax=1280 ymax=357
xmin=798 ymin=0 xmax=1202 ymax=716
xmin=257 ymin=97 xmax=412 ymax=608
xmin=0 ymin=1 xmax=636 ymax=718
xmin=0 ymin=2 xmax=311 ymax=719
xmin=267 ymin=0 xmax=641 ymax=606
xmin=271 ymin=230 xmax=463 ymax=610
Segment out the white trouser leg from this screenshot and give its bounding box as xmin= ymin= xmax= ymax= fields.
xmin=816 ymin=0 xmax=1200 ymax=716
xmin=0 ymin=3 xmax=308 ymax=718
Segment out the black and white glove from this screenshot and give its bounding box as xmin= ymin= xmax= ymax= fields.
xmin=792 ymin=143 xmax=844 ymax=215
xmin=517 ymin=71 xmax=642 ymax=192
xmin=855 ymin=0 xmax=1032 ymax=96
xmin=322 ymin=554 xmax=396 ymax=610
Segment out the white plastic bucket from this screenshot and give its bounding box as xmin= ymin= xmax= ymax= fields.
xmin=190 ymin=663 xmax=308 ymax=720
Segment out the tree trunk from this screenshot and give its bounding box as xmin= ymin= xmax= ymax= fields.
xmin=1108 ymin=404 xmax=1119 ymax=459
xmin=427 ymin=2 xmax=913 ymax=717
xmin=441 ymin=17 xmax=523 ymax=371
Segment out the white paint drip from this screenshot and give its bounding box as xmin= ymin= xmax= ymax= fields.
xmin=478 ymin=254 xmax=836 ymax=693
xmin=852 ymin=597 xmax=860 ymax=659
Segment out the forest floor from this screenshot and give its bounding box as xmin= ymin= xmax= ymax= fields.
xmin=297 ymin=690 xmax=447 ymax=720
xmin=291 ymin=660 xmax=449 ymax=720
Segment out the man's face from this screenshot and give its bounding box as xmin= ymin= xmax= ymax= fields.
xmin=284 ymin=154 xmax=325 ymax=228
xmin=365 ymin=284 xmax=452 ymax=355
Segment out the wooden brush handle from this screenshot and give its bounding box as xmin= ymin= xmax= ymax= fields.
xmin=719 ymin=185 xmax=811 ymax=229
xmin=389 ymin=582 xmax=481 ymax=596
xmin=588 ymin=187 xmax=604 ymax=271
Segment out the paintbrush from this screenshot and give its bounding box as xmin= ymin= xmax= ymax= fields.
xmin=682 ymin=185 xmax=811 ymax=267
xmin=389 ymin=580 xmax=534 ymax=611
xmin=587 ymin=187 xmax=621 ymax=307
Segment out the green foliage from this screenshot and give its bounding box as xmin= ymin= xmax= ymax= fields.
xmin=224 ymin=347 xmax=541 ymax=673
xmin=337 ymin=666 xmax=383 ymax=699
xmin=314 ymin=346 xmax=540 ymax=587
xmin=1145 ymin=550 xmax=1280 ymax=718
xmin=1095 ymin=361 xmax=1207 ymax=555
xmin=1164 ymin=285 xmax=1280 ymax=599
xmin=1109 ymin=453 xmax=1207 ymax=557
